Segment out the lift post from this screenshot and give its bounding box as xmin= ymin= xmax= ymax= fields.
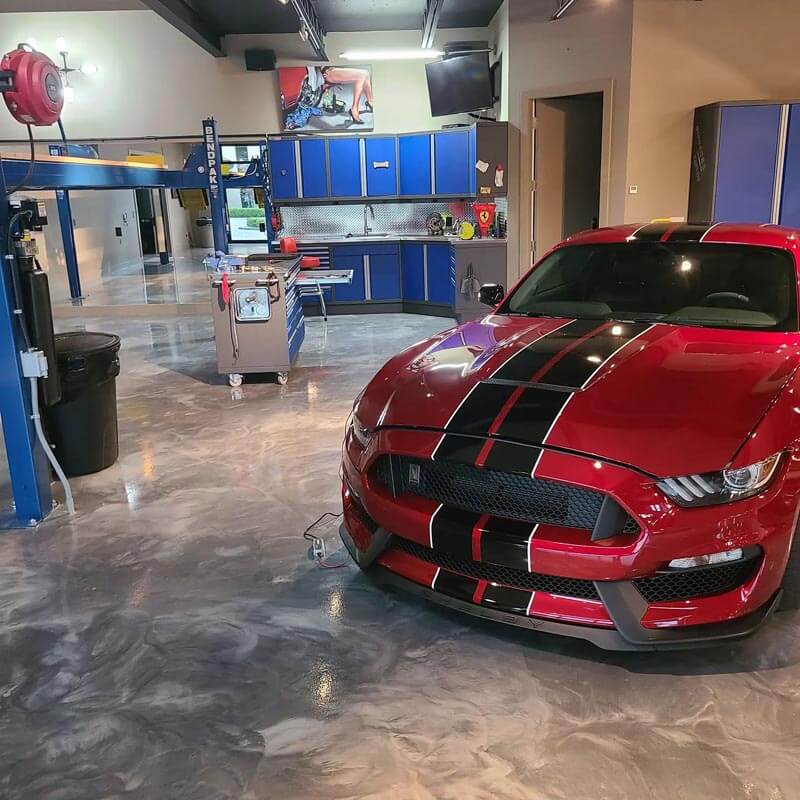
xmin=203 ymin=118 xmax=227 ymax=254
xmin=0 ymin=118 xmax=273 ymax=526
xmin=0 ymin=161 xmax=52 ymax=527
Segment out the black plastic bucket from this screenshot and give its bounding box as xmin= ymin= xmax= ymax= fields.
xmin=46 ymin=332 xmax=121 ymax=477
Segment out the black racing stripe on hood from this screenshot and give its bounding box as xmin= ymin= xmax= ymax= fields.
xmin=538 ymin=321 xmax=651 ymax=389
xmin=445 ymin=381 xmax=517 ymax=436
xmin=491 ymin=318 xmax=600 ymax=383
xmin=493 ymin=387 xmax=571 ymax=446
xmin=432 ymin=434 xmax=484 ymax=465
xmin=481 ymin=440 xmax=541 ymax=474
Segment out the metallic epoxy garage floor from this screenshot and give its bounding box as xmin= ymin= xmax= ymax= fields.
xmin=2 ymin=313 xmax=800 ymax=800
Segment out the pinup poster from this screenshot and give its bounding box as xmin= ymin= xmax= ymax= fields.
xmin=278 ymin=65 xmax=374 ymax=132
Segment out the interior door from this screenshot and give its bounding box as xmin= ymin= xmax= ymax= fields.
xmin=135 ymin=188 xmax=158 ymax=256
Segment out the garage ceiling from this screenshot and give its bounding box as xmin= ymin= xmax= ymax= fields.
xmin=185 ymin=0 xmax=504 ymax=35
xmin=0 ymin=0 xmax=506 ymax=59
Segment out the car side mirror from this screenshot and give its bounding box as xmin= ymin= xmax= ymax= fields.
xmin=479 ymin=284 xmax=505 ymax=306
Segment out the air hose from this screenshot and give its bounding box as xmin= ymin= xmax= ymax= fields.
xmin=28 ymin=376 xmax=75 ymax=515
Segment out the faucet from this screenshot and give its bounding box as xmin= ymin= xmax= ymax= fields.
xmin=363 ymin=204 xmax=375 ymax=236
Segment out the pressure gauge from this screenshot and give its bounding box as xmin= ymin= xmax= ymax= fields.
xmin=234 ymin=287 xmax=271 ymax=321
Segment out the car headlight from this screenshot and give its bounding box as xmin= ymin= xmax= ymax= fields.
xmin=657 ymin=453 xmax=782 ymax=507
xmin=350 ymin=413 xmax=372 ymax=449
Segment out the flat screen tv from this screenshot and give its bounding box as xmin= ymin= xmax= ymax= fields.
xmin=426 ymin=52 xmax=493 ymax=117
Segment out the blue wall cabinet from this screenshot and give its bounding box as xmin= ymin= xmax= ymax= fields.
xmin=369 ymin=253 xmax=402 ymax=300
xmin=331 ymin=251 xmax=365 ymax=301
xmin=427 ymin=244 xmax=455 ymax=305
xmin=780 ymin=104 xmax=800 ymax=227
xmin=268 ymin=139 xmax=298 ymax=200
xmin=365 ymin=137 xmax=398 ymax=197
xmin=268 ymin=123 xmax=506 ymax=203
xmin=328 ymin=138 xmax=362 ymax=198
xmin=299 ymin=139 xmax=327 ymax=198
xmin=398 ymin=134 xmax=432 ymax=196
xmin=434 ymin=129 xmax=473 ymax=196
xmin=401 ymin=243 xmax=425 ymax=301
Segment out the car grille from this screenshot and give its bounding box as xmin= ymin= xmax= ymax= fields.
xmin=372 ymin=454 xmax=639 ymax=535
xmin=391 ymin=538 xmax=760 ymax=606
xmin=391 ymin=537 xmax=601 ymax=600
xmin=634 ymin=557 xmax=759 ymax=603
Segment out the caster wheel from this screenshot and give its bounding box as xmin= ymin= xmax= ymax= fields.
xmin=276 ymin=372 xmax=289 ymax=386
xmin=228 ymin=373 xmax=243 ymax=387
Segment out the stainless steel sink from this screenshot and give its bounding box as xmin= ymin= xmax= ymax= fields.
xmin=345 ymin=232 xmax=392 ymax=238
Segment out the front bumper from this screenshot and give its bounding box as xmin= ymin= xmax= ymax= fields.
xmin=341 ymin=426 xmax=800 ymax=651
xmin=341 ymin=521 xmax=782 ymax=651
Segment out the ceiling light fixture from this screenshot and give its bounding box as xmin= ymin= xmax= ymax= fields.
xmin=552 ymin=0 xmax=579 ymax=20
xmin=339 ymin=48 xmax=443 ymax=61
xmin=55 ymin=37 xmax=100 ymax=104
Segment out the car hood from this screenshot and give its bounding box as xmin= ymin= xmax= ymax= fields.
xmin=358 ymin=315 xmax=799 ymax=476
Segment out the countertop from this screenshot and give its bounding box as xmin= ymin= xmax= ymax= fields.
xmin=278 ymin=234 xmax=508 ymax=247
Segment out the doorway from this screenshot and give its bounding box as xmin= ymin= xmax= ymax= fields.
xmin=531 ymin=91 xmax=604 ymax=261
xmin=134 ymin=187 xmax=172 ymax=262
xmin=222 ymin=144 xmax=268 ymax=244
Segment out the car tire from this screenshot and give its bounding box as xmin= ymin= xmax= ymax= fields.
xmin=779 ymin=521 xmax=800 ymax=610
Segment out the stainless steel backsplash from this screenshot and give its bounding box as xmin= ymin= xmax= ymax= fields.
xmin=280 ymin=198 xmax=508 ymax=238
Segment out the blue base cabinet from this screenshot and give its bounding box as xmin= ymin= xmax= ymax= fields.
xmin=369 ymin=253 xmax=402 ymax=300
xmin=401 ymin=244 xmax=425 ymax=301
xmin=426 ymin=243 xmax=456 ymax=305
xmin=330 ymin=249 xmax=366 ymax=302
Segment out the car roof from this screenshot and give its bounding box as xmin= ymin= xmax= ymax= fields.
xmin=563 ymin=222 xmax=800 ymax=253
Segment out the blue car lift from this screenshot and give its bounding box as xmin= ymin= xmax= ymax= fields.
xmin=0 ymin=119 xmax=272 ymax=527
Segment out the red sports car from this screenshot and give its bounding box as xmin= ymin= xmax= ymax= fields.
xmin=340 ymin=222 xmax=800 ymax=650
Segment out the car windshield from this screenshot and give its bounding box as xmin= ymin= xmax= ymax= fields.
xmin=501 ymin=242 xmax=798 ymax=332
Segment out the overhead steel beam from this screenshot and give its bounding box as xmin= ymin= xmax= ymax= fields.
xmin=141 ymin=0 xmax=224 ymax=57
xmin=289 ymin=0 xmax=328 ymax=61
xmin=421 ymin=0 xmax=445 ymax=49
xmin=552 ymin=0 xmax=579 ymax=20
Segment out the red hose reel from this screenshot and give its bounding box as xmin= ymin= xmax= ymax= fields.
xmin=0 ymin=46 xmax=64 ymax=126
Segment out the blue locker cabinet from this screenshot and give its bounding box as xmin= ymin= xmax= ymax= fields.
xmin=401 ymin=243 xmax=425 ymax=301
xmin=427 ymin=244 xmax=455 ymax=305
xmin=369 ymin=252 xmax=402 ymax=300
xmin=331 ymin=250 xmax=366 ymax=302
xmin=689 ymin=102 xmax=783 ymax=224
xmin=267 ymin=139 xmax=298 ymax=200
xmin=299 ymin=139 xmax=328 ymax=198
xmin=434 ymin=129 xmax=473 ymax=196
xmin=365 ymin=137 xmax=398 ymax=197
xmin=780 ymin=104 xmax=800 ymax=227
xmin=398 ymin=134 xmax=432 ymax=196
xmin=328 ymin=138 xmax=362 ymax=198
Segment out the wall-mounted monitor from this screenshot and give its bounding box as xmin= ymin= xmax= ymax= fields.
xmin=425 ymin=51 xmax=493 ymax=117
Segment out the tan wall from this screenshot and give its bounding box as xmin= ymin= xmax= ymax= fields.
xmin=533 ymin=100 xmax=567 ymax=258
xmin=506 ymin=0 xmax=634 ymax=281
xmin=625 ymin=0 xmax=800 ymax=223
